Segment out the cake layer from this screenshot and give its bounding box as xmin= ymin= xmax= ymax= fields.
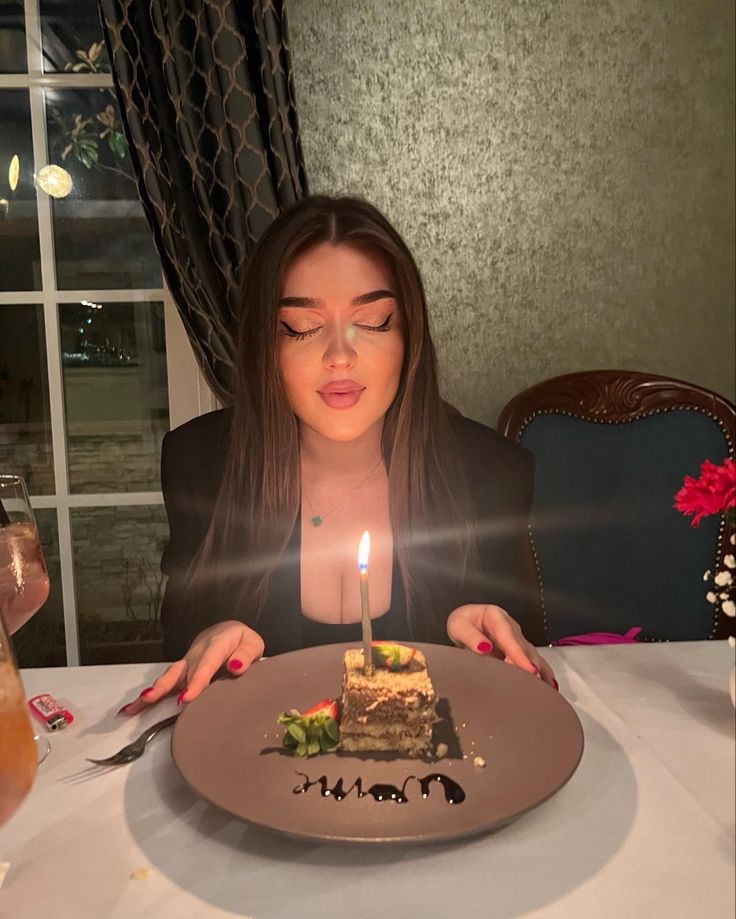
xmin=340 ymin=719 xmax=434 ymax=737
xmin=341 ymin=648 xmax=436 ymax=719
xmin=341 ymin=695 xmax=434 ymax=720
xmin=339 ymin=732 xmax=432 ymax=756
xmin=341 ymin=707 xmax=435 ymax=727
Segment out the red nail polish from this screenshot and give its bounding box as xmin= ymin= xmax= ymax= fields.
xmin=177 ymin=691 xmax=189 ymax=705
xmin=117 ymin=703 xmax=133 ymax=715
xmin=532 ymin=666 xmax=541 ymax=678
xmin=553 ymin=679 xmax=559 ymax=691
xmin=477 ymin=641 xmax=493 ymax=654
xmin=229 ymin=659 xmax=243 ymax=671
xmin=140 ymin=687 xmax=154 ymax=697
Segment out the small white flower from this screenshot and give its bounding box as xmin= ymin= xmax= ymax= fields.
xmin=724 ymin=554 xmax=736 ymax=569
xmin=720 ymin=592 xmax=731 ymax=600
xmin=730 ymin=534 xmax=736 ymax=545
xmin=728 ymin=635 xmax=736 ymax=648
xmin=715 ymin=571 xmax=733 ymax=587
xmin=721 ymin=600 xmax=736 ymax=617
xmin=703 ymin=569 xmax=712 ymax=581
xmin=706 ymin=591 xmax=717 ymax=603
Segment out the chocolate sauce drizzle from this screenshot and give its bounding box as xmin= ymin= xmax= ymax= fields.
xmin=293 ymin=772 xmax=466 ymax=805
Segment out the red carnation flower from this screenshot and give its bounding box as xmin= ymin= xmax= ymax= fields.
xmin=674 ymin=458 xmax=736 ymax=527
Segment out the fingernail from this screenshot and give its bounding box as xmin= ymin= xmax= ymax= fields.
xmin=532 ymin=665 xmax=541 ymax=678
xmin=553 ymin=679 xmax=559 ymax=691
xmin=117 ymin=703 xmax=133 ymax=716
xmin=229 ymin=659 xmax=243 ymax=671
xmin=177 ymin=690 xmax=189 ymax=705
xmin=477 ymin=641 xmax=493 ymax=654
xmin=140 ymin=687 xmax=154 ymax=697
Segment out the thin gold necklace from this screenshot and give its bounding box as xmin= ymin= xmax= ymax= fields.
xmin=303 ymin=459 xmax=383 ymax=527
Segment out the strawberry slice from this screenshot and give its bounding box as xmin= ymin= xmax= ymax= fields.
xmin=301 ymin=699 xmax=339 ymax=720
xmin=371 ymin=642 xmax=417 ymax=671
xmin=277 ymin=698 xmax=340 ymax=757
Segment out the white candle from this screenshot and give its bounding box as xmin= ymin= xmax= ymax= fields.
xmin=358 ymin=530 xmax=373 ymax=675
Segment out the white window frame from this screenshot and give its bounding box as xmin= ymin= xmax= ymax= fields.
xmin=0 ymin=1 xmax=215 ymax=664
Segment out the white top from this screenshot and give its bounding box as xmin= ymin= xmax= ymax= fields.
xmin=1 ymin=641 xmax=734 ymax=919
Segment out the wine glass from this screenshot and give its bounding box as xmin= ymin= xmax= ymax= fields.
xmin=0 ymin=475 xmax=51 ymax=634
xmin=0 ymin=611 xmax=38 ymax=826
xmin=0 ymin=474 xmax=52 ymax=765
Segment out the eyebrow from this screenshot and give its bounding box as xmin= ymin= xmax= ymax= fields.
xmin=278 ymin=289 xmax=397 ymax=308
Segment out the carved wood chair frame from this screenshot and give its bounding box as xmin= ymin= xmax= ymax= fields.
xmin=497 ymin=370 xmax=736 ymax=641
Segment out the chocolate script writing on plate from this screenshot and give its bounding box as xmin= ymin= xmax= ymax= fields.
xmin=293 ymin=772 xmax=466 ymax=804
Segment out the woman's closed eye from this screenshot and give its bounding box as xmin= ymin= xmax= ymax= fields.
xmin=354 ymin=313 xmax=393 ymax=332
xmin=280 ymin=320 xmax=320 ymax=341
xmin=280 ymin=313 xmax=394 ymax=340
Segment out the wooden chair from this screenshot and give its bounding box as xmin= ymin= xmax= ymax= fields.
xmin=497 ymin=371 xmax=735 ymax=642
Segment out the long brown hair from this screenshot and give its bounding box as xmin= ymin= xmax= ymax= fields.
xmin=195 ymin=195 xmax=475 ymax=640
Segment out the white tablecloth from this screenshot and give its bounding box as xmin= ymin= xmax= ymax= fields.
xmin=1 ymin=642 xmax=734 ymax=919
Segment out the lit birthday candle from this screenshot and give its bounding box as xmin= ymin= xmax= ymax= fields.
xmin=358 ymin=530 xmax=373 ymax=675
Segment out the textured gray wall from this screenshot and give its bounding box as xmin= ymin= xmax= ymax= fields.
xmin=289 ymin=0 xmax=735 ymax=425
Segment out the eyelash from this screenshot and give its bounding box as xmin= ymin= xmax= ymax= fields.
xmin=280 ymin=315 xmax=394 ymax=341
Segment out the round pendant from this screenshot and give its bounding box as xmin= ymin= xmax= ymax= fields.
xmin=311 ymin=515 xmax=323 ymax=527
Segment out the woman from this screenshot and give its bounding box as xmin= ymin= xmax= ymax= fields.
xmin=120 ymin=196 xmax=555 ymax=716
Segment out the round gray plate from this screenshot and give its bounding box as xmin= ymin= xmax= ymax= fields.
xmin=171 ymin=642 xmax=584 ymax=845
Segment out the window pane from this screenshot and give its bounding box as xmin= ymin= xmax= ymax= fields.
xmin=0 ymin=1 xmax=26 ymax=73
xmin=0 ymin=91 xmax=42 ymax=290
xmin=40 ymin=0 xmax=110 ymax=74
xmin=72 ymin=505 xmax=168 ymax=665
xmin=59 ymin=300 xmax=169 ymax=493
xmin=13 ymin=508 xmax=66 ymax=668
xmin=0 ymin=305 xmax=54 ymax=495
xmin=45 ymin=88 xmax=161 ymax=289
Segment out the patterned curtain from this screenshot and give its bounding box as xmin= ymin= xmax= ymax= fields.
xmin=98 ymin=1 xmax=308 ymax=401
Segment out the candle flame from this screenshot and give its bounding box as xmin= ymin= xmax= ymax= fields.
xmin=358 ymin=530 xmax=370 ymax=572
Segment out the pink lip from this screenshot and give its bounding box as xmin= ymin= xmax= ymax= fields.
xmin=317 ymin=379 xmax=365 ymax=409
xmin=318 ymin=379 xmax=364 ymax=394
xmin=318 ymin=390 xmax=364 ymax=409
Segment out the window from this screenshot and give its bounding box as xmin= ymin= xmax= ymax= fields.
xmin=1 ymin=0 xmax=214 ymax=667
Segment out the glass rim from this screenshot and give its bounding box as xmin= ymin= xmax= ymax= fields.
xmin=0 ymin=475 xmax=27 ymax=488
xmin=0 ymin=476 xmax=34 ymax=526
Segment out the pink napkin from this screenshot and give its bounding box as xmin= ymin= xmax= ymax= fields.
xmin=551 ymin=626 xmax=642 ymax=646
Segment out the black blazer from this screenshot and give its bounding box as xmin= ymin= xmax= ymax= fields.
xmin=159 ymin=409 xmax=544 ymax=659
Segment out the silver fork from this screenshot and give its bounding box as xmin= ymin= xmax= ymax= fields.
xmin=86 ymin=714 xmax=179 ymax=767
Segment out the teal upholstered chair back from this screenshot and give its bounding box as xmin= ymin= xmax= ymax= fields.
xmin=497 ymin=371 xmax=735 ymax=643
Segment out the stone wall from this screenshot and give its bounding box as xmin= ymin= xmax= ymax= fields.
xmin=72 ymin=503 xmax=169 ymax=626
xmin=12 ymin=502 xmax=170 ymax=667
xmin=0 ymin=424 xmax=54 ymax=495
xmin=0 ymin=419 xmax=167 ymax=494
xmin=73 ymin=503 xmax=169 ymax=663
xmin=67 ymin=420 xmax=167 ymax=493
xmin=6 ymin=420 xmax=171 ymax=667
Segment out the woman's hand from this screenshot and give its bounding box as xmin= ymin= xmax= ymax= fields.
xmin=118 ymin=620 xmax=265 ymax=715
xmin=447 ymin=604 xmax=557 ymax=689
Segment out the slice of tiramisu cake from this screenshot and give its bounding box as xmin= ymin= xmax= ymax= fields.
xmin=339 ymin=643 xmax=438 ymax=757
